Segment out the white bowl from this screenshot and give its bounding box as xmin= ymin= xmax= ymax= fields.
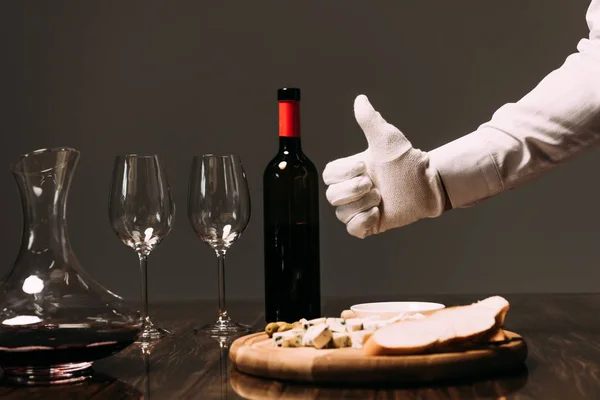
xmin=350 ymin=301 xmax=445 ymax=319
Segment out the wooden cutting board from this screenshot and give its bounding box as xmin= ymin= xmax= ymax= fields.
xmin=229 ymin=331 xmax=527 ymax=385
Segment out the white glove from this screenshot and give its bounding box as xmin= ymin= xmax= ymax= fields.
xmin=322 ymin=95 xmax=447 ymax=238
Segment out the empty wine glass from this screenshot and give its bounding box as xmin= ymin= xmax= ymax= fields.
xmin=188 ymin=154 xmax=251 ymax=336
xmin=109 ymin=154 xmax=175 ymax=342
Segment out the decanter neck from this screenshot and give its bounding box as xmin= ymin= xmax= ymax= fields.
xmin=18 ymin=178 xmax=69 ymax=253
xmin=12 ymin=148 xmax=79 ymax=255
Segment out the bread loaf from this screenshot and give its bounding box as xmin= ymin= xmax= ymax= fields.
xmin=363 ymin=296 xmax=510 ymax=356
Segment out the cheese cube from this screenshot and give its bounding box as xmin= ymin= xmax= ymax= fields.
xmin=302 ymin=324 xmax=332 ymax=349
xmin=307 ymin=317 xmax=326 ymax=326
xmin=362 ymin=319 xmax=388 ymax=332
xmin=299 ymin=318 xmax=310 ymax=330
xmin=345 ymin=318 xmax=363 ymax=332
xmin=349 ymin=330 xmax=373 ymax=349
xmin=272 ymin=329 xmax=304 ymax=348
xmin=331 ymin=332 xmax=352 ymax=348
xmin=325 ymin=317 xmax=346 ymax=333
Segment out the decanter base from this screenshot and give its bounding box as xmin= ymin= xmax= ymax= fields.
xmin=2 ymin=362 xmax=93 ymax=385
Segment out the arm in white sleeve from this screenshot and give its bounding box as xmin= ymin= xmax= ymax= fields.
xmin=429 ymin=0 xmax=600 ymax=208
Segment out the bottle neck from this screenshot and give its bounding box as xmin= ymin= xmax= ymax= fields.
xmin=279 ymin=100 xmax=301 ymax=137
xmin=279 ymin=136 xmax=302 ymax=153
xmin=279 ymin=100 xmax=302 ymax=153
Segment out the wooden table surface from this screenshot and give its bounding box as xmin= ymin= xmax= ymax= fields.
xmin=1 ymin=293 xmax=600 ymax=399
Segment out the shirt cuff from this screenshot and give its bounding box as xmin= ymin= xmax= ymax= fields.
xmin=429 ymin=132 xmax=504 ymax=208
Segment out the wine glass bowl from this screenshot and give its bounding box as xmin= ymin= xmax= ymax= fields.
xmin=188 ymin=154 xmax=251 ymax=336
xmin=195 ymin=225 xmax=241 ymax=250
xmin=188 ymin=154 xmax=251 ymax=250
xmin=109 ymin=154 xmax=175 ymax=341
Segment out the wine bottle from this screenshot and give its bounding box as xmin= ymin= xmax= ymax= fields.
xmin=263 ymin=87 xmax=321 ymax=323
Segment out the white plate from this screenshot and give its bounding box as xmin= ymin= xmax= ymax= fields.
xmin=350 ymin=301 xmax=445 ymax=319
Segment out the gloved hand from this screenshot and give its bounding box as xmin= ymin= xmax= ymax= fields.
xmin=322 ymin=94 xmax=447 ymax=238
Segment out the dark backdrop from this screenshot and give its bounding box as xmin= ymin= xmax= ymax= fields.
xmin=0 ymin=1 xmax=597 ymax=304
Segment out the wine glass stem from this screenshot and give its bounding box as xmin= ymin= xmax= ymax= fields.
xmin=217 ymin=252 xmax=228 ymax=320
xmin=139 ymin=253 xmax=150 ymax=324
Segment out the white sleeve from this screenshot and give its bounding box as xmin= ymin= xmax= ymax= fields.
xmin=429 ymin=0 xmax=600 ymax=208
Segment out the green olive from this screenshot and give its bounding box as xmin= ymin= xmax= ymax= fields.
xmin=265 ymin=322 xmax=280 ymax=337
xmin=277 ymin=323 xmax=294 ymax=332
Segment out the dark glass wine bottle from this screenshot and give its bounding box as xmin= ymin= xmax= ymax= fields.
xmin=263 ymin=87 xmax=321 ymax=323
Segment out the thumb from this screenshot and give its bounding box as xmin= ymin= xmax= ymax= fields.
xmin=354 ymin=94 xmax=412 ymax=159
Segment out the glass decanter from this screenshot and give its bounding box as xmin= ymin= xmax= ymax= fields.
xmin=0 ymin=147 xmax=142 ymax=385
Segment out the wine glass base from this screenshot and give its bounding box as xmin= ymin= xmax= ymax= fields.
xmin=136 ymin=326 xmax=173 ymax=342
xmin=2 ymin=362 xmax=93 ymax=385
xmin=195 ymin=319 xmax=251 ymax=337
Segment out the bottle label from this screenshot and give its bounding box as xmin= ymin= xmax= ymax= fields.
xmin=279 ymin=101 xmax=300 ymax=138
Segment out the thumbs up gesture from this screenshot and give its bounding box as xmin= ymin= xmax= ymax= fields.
xmin=322 ymin=95 xmax=446 ymax=238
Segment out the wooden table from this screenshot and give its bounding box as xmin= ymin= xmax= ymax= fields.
xmin=1 ymin=293 xmax=600 ymax=399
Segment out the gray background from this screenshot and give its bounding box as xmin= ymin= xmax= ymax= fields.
xmin=0 ymin=1 xmax=598 ymax=304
